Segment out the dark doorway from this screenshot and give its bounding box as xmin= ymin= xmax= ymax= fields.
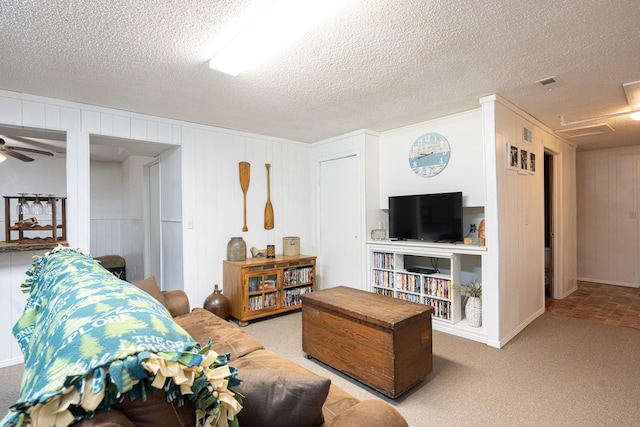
xmin=544 ymin=153 xmax=553 ymax=297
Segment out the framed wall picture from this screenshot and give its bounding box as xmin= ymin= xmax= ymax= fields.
xmin=507 ymin=142 xmax=518 ymax=171
xmin=519 ymin=148 xmax=528 ymax=174
xmin=529 ymin=152 xmax=536 ymax=175
xmin=522 ymin=124 xmax=533 ymax=144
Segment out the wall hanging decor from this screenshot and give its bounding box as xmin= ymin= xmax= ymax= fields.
xmin=506 ymin=142 xmax=518 ymax=171
xmin=264 ymin=163 xmax=274 ymax=230
xmin=529 ymin=152 xmax=536 ymax=175
xmin=239 ymin=162 xmax=250 ymax=231
xmin=408 ymin=132 xmax=451 ymax=177
xmin=519 ymin=147 xmax=529 ymax=175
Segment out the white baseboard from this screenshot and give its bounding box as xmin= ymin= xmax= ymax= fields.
xmin=0 ymin=356 xmax=23 ymax=368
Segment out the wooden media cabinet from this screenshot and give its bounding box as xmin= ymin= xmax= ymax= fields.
xmin=224 ymin=254 xmax=316 ymax=326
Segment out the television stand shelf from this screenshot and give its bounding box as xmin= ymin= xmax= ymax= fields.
xmin=406 ymin=267 xmax=438 ymax=275
xmin=366 ymin=240 xmax=487 ymax=343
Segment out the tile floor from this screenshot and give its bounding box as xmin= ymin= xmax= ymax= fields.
xmin=546 ymin=281 xmax=640 ymax=330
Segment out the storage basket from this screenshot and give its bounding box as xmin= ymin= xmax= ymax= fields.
xmin=95 ymin=255 xmax=126 ymax=280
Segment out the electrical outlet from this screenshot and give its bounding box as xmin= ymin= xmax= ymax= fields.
xmin=469 ymin=224 xmax=477 ymax=233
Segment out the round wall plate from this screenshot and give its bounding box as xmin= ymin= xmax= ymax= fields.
xmin=408 ymin=132 xmax=451 ymax=177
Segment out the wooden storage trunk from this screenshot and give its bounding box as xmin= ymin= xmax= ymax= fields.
xmin=301 ymin=286 xmax=433 ymax=398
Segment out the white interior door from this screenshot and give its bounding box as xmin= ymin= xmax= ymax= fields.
xmin=319 ymin=154 xmax=362 ymax=290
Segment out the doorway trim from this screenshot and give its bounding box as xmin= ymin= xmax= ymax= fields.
xmin=544 ymin=148 xmax=563 ymax=299
xmin=144 ymin=159 xmax=161 ymax=286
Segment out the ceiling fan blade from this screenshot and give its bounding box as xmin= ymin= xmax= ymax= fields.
xmin=6 ymin=146 xmax=54 ymax=156
xmin=3 ymin=149 xmax=34 ymax=162
xmin=9 ymin=135 xmax=64 ymax=152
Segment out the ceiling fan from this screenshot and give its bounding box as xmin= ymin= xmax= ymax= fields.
xmin=0 ymin=137 xmax=55 ymax=162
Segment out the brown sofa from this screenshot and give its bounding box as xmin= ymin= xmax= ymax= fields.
xmin=77 ymin=278 xmax=408 ymax=426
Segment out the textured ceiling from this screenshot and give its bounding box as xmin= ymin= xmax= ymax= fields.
xmin=1 ymin=0 xmax=640 ymax=152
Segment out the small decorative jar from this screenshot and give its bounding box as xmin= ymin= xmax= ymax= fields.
xmin=266 ymin=244 xmax=275 ymax=258
xmin=204 ymin=284 xmax=230 ymax=320
xmin=371 ymin=229 xmax=386 ymax=240
xmin=227 ymin=237 xmax=247 ymax=261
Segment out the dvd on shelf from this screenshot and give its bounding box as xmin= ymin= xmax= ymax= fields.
xmin=283 ymin=285 xmax=312 ymax=307
xmin=372 ymin=252 xmax=394 ymax=269
xmin=370 ymin=249 xmax=461 ymax=324
xmin=283 ymin=266 xmax=314 ymax=286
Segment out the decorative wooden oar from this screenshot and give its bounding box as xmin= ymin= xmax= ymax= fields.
xmin=264 ymin=163 xmax=274 ymax=230
xmin=239 ymin=162 xmax=250 ymax=232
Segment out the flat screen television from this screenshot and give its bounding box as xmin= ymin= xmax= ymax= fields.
xmin=389 ymin=192 xmax=463 ymax=242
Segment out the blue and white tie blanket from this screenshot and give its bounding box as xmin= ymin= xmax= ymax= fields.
xmin=1 ymin=246 xmax=242 ymax=427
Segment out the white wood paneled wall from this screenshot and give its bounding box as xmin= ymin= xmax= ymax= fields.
xmin=0 ymin=90 xmax=310 ymax=366
xmin=0 ymin=251 xmax=33 ymax=366
xmin=180 ymin=127 xmax=312 ymax=308
xmin=90 ymin=219 xmax=122 ymax=256
xmin=485 ymin=96 xmax=577 ymax=346
xmin=577 ymin=146 xmax=639 ymax=287
xmin=379 ymin=109 xmax=485 ymax=208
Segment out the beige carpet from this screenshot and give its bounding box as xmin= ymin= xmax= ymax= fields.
xmin=242 ymin=311 xmax=640 ymax=427
xmin=2 ymin=311 xmax=639 ymax=426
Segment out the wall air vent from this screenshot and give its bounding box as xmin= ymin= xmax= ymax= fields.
xmin=554 ymin=123 xmax=614 ymax=138
xmin=536 ymin=76 xmax=564 ymax=90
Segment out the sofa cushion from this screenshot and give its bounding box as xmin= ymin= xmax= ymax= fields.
xmin=73 ymin=389 xmax=196 ymax=427
xmin=132 ymin=276 xmax=166 ymax=307
xmin=234 ymin=369 xmax=330 ymax=427
xmin=321 ymin=400 xmax=409 ymax=427
xmin=109 ymin=388 xmax=196 ymax=427
xmin=162 ymin=289 xmax=191 ymax=317
xmin=174 ymin=308 xmax=264 ymax=360
xmin=230 ymin=349 xmax=360 ymax=423
xmin=72 ymin=408 xmax=136 ymax=427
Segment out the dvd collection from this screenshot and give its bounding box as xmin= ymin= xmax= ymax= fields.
xmin=372 ymin=251 xmax=455 ymax=322
xmin=372 ymin=252 xmax=394 ymax=269
xmin=283 ymin=285 xmax=312 ymax=307
xmin=283 ymin=266 xmax=313 ymax=286
xmin=247 ymin=266 xmax=313 ymax=311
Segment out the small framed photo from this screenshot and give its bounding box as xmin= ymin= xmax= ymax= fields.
xmin=507 ymin=142 xmax=518 ymax=170
xmin=529 ymin=152 xmax=536 ymax=175
xmin=522 ymin=124 xmax=533 ymax=144
xmin=519 ymin=148 xmax=528 ymax=174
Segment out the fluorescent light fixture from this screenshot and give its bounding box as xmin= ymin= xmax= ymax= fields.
xmin=209 ymin=0 xmax=349 ymax=76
